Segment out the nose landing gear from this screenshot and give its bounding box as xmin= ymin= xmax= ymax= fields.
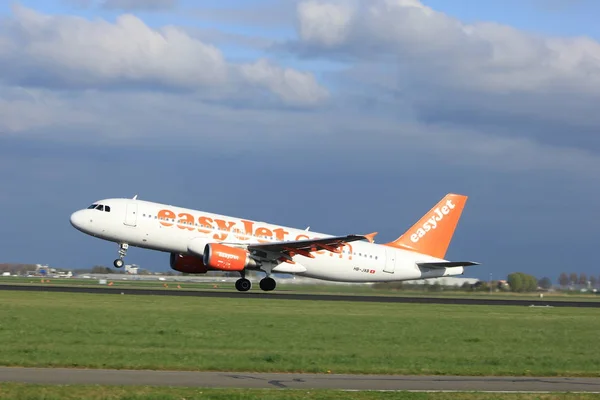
xmin=113 ymin=243 xmax=128 ymax=268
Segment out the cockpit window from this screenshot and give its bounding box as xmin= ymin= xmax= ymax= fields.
xmin=87 ymin=203 xmax=110 ymax=212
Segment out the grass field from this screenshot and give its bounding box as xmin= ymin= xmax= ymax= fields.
xmin=2 ymin=276 xmax=599 ymax=302
xmin=0 ymin=384 xmax=596 ymax=400
xmin=1 ymin=291 xmax=599 ymax=377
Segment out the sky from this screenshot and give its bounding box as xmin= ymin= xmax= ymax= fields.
xmin=1 ymin=0 xmax=600 ymax=283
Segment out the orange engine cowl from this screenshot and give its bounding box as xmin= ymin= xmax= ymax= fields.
xmin=202 ymin=243 xmax=257 ymax=271
xmin=169 ymin=253 xmax=208 ymax=274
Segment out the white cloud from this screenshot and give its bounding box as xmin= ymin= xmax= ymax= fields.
xmin=297 ymin=0 xmax=356 ymax=46
xmin=239 ymin=59 xmax=329 ymax=106
xmin=0 ymin=5 xmax=328 ymax=106
xmin=290 ymin=0 xmax=600 ymax=95
xmin=281 ymin=0 xmax=600 ymax=157
xmin=1 ymin=1 xmax=599 ymax=178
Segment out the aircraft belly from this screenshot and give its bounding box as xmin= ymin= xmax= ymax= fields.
xmin=297 ymin=254 xmax=423 ymax=283
xmin=298 ymin=255 xmax=379 ymax=282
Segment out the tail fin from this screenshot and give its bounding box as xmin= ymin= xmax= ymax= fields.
xmin=385 ymin=193 xmax=468 ymax=259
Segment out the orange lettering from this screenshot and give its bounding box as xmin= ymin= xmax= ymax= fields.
xmin=299 ymin=234 xmax=324 ymax=256
xmin=342 ymin=243 xmax=353 ymax=259
xmin=198 ymin=216 xmax=213 ymax=234
xmin=234 ymin=220 xmax=253 ymax=240
xmin=213 ymin=219 xmax=236 ymax=240
xmin=255 ymin=227 xmax=273 ymax=239
xmin=158 ymin=209 xmax=175 ymax=227
xmin=177 ymin=213 xmax=195 ymax=231
xmin=273 ymin=228 xmax=289 ymax=241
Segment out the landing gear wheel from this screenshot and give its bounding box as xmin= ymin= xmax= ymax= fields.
xmin=235 ymin=278 xmax=252 ymax=292
xmin=259 ymin=277 xmax=276 ymax=291
xmin=114 ymin=243 xmax=128 ymax=269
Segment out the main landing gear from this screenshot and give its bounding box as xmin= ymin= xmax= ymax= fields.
xmin=234 ymin=271 xmax=277 ymax=292
xmin=113 ymin=243 xmax=128 ymax=268
xmin=235 ymin=278 xmax=252 ymax=292
xmin=235 ymin=270 xmax=252 ymax=292
xmin=259 ymin=277 xmax=276 ymax=291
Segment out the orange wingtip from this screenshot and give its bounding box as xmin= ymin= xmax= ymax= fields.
xmin=364 ymin=232 xmax=378 ymax=243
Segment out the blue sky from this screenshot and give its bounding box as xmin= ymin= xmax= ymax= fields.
xmin=1 ymin=0 xmax=600 ymax=284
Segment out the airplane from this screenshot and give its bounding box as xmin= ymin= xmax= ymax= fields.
xmin=69 ymin=193 xmax=479 ymax=292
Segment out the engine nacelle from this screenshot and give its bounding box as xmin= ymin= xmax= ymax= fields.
xmin=169 ymin=253 xmax=209 ymax=274
xmin=202 ymin=243 xmax=257 ymax=271
xmin=187 ymin=237 xmax=213 ymax=258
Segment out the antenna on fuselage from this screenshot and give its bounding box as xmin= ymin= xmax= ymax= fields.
xmin=305 ymin=226 xmax=310 ymax=231
xmin=133 ymin=195 xmax=138 ymax=200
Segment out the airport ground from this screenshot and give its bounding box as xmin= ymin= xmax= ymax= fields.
xmin=1 ymin=289 xmax=600 ymax=399
xmin=2 ymin=275 xmax=600 ymax=302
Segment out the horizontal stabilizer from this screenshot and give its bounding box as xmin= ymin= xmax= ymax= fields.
xmin=417 ymin=261 xmax=480 ymax=269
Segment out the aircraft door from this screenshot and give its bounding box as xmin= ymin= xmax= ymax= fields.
xmin=384 ymin=248 xmax=396 ymax=274
xmin=124 ymin=202 xmax=138 ymax=227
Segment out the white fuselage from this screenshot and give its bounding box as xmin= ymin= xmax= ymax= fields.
xmin=70 ymin=198 xmax=464 ymax=282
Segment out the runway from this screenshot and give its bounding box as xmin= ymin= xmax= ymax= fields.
xmin=0 ymin=367 xmax=598 ymax=392
xmin=1 ymin=283 xmax=600 ymax=307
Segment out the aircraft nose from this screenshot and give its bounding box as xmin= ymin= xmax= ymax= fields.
xmin=70 ymin=210 xmax=86 ymax=230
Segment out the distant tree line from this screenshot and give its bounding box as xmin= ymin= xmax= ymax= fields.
xmin=558 ymin=273 xmax=598 ymax=288
xmin=507 ymin=272 xmax=538 ymax=292
xmin=372 ymin=273 xmax=556 ymax=293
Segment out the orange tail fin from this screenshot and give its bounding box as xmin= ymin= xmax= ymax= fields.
xmin=385 ymin=193 xmax=468 ymax=259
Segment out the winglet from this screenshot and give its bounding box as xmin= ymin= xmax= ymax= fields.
xmin=385 ymin=193 xmax=468 ymax=259
xmin=364 ymin=232 xmax=378 ymax=243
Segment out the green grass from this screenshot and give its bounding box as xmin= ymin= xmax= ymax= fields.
xmin=0 ymin=291 xmax=599 ymax=376
xmin=2 ymin=276 xmax=599 ymax=302
xmin=0 ymin=384 xmax=595 ymax=400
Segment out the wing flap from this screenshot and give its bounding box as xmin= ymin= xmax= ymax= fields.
xmin=245 ymin=234 xmax=369 ymax=263
xmin=248 ymin=234 xmax=367 ymax=253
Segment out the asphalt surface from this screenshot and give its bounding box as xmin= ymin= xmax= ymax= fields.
xmin=0 ymin=367 xmax=598 ymax=392
xmin=1 ymin=283 xmax=600 ymax=307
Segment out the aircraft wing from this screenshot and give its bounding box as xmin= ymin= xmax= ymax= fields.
xmin=247 ymin=234 xmax=367 ymax=261
xmin=416 ymin=261 xmax=480 ymax=269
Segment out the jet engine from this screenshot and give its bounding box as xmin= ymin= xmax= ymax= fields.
xmin=169 ymin=253 xmax=208 ymax=274
xmin=202 ymin=243 xmax=258 ymax=271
